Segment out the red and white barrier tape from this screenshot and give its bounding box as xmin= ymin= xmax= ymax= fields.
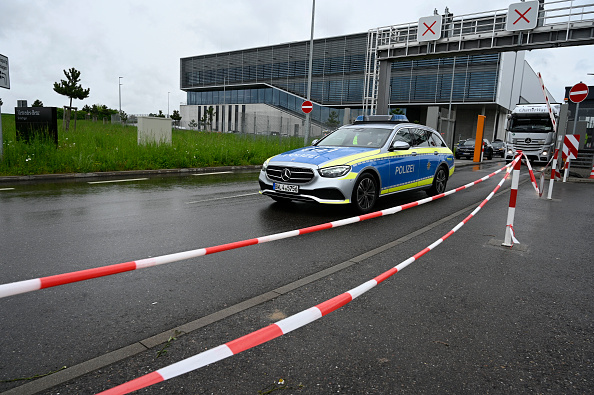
xmin=0 ymin=163 xmax=513 ymax=300
xmin=97 ymin=156 xmax=520 ymax=395
xmin=521 ymin=152 xmax=540 ymax=195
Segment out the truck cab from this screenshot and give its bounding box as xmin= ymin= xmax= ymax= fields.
xmin=505 ymin=104 xmax=560 ymax=163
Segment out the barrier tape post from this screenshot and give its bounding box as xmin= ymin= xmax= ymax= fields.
xmin=547 ymin=147 xmax=560 ymax=200
xmin=503 ymin=152 xmax=522 ymax=247
xmin=563 ymin=158 xmax=570 ymax=183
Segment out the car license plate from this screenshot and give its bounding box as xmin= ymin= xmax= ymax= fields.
xmin=274 ymin=183 xmax=298 ymax=193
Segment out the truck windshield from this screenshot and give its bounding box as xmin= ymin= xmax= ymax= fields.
xmin=510 ymin=118 xmax=553 ymax=133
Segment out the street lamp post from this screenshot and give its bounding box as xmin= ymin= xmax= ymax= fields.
xmin=304 ymin=0 xmax=315 ymax=146
xmin=168 ymin=92 xmax=170 ymax=118
xmin=118 ymin=77 xmax=123 ymax=114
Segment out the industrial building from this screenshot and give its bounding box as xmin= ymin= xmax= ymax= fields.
xmin=179 ymin=30 xmax=554 ymax=146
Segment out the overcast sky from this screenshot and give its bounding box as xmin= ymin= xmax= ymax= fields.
xmin=1 ymin=0 xmax=593 ymax=115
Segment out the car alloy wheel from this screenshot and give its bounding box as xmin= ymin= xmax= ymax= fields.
xmin=427 ymin=167 xmax=447 ymax=196
xmin=353 ymin=174 xmax=377 ymax=213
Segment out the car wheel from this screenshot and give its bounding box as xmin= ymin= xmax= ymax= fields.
xmin=352 ymin=173 xmax=378 ymax=213
xmin=427 ymin=166 xmax=448 ymax=196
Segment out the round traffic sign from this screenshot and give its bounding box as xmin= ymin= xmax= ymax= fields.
xmin=569 ymin=82 xmax=589 ymax=103
xmin=301 ymin=100 xmax=313 ymax=114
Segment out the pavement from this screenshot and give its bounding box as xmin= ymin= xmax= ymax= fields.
xmin=1 ymin=159 xmax=593 ymax=394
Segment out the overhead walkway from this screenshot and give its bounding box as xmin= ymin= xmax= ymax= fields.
xmin=365 ymin=0 xmax=594 ymax=114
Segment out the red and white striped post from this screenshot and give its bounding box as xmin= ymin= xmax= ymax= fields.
xmin=547 ymin=147 xmax=560 ymax=200
xmin=503 ymin=152 xmax=522 ymax=247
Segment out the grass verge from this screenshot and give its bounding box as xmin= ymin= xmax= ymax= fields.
xmin=0 ymin=114 xmax=303 ymax=176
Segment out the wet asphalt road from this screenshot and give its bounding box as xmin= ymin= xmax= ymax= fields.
xmin=0 ymin=162 xmax=592 ymax=394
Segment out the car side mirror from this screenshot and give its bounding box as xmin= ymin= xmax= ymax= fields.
xmin=311 ymin=139 xmax=319 ymax=145
xmin=389 ymin=141 xmax=410 ymax=151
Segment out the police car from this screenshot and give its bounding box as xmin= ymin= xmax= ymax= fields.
xmin=259 ymin=115 xmax=455 ymax=213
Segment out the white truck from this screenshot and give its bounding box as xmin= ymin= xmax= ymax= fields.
xmin=505 ymin=104 xmax=560 ymax=163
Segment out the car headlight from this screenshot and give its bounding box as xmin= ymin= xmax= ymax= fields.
xmin=262 ymin=158 xmax=271 ymax=171
xmin=318 ymin=165 xmax=351 ymax=178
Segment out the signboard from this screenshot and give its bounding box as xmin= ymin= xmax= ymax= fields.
xmin=417 ymin=15 xmax=442 ymax=42
xmin=15 ymin=107 xmax=59 ymax=145
xmin=506 ymin=1 xmax=539 ymax=31
xmin=0 ymin=54 xmax=9 ymax=89
xmin=568 ymin=82 xmax=589 ymax=103
xmin=301 ymin=100 xmax=313 ymax=114
xmin=562 ymin=134 xmax=580 ymax=161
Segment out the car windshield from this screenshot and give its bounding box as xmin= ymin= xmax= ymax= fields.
xmin=317 ymin=126 xmax=393 ymax=148
xmin=492 ymin=141 xmax=504 ymax=148
xmin=463 ymin=140 xmax=476 ymax=146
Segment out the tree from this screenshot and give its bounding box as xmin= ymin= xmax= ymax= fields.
xmin=202 ymin=106 xmax=215 ymax=131
xmin=390 ymin=108 xmax=405 ymax=115
xmin=32 ymin=99 xmax=44 ymax=107
xmin=53 ymin=67 xmax=90 ymax=130
xmin=171 ymin=110 xmax=182 ymax=128
xmin=149 ymin=110 xmax=166 ymax=118
xmin=188 ymin=119 xmax=198 ymax=130
xmin=0 ymin=98 xmax=3 ymax=106
xmin=325 ymin=111 xmax=340 ymax=129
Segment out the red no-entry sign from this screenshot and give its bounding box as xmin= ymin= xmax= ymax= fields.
xmin=569 ymin=82 xmax=589 ymax=103
xmin=302 ymin=100 xmax=313 ymax=114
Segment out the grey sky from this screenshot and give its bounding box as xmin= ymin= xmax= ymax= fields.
xmin=1 ymin=0 xmax=593 ymax=115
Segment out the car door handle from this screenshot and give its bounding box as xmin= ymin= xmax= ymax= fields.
xmin=411 ymin=151 xmax=417 ymax=156
xmin=434 ymin=151 xmax=439 ymax=155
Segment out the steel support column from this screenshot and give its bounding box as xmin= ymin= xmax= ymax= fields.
xmin=376 ymin=59 xmax=391 ymax=115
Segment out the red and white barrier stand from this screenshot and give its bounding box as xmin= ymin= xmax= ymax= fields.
xmin=563 ymin=160 xmax=571 ymax=183
xmin=547 ymin=148 xmax=560 ymax=200
xmin=562 ymin=134 xmax=580 ymax=183
xmin=502 ymin=152 xmax=522 ymax=247
xmin=590 ymin=164 xmax=594 ymax=179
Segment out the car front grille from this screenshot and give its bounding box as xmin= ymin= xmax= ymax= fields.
xmin=266 ymin=165 xmax=315 ymax=184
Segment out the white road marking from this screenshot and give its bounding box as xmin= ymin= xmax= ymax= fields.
xmin=186 ymin=192 xmax=259 ymax=204
xmin=88 ymin=178 xmax=149 ymax=184
xmin=0 ymin=188 xmax=15 ymax=191
xmin=192 ymin=172 xmax=233 ymax=176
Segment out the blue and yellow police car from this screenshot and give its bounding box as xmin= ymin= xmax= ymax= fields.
xmin=259 ymin=115 xmax=455 ymax=213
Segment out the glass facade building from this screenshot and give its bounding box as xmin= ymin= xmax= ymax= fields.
xmin=181 ymin=31 xmax=501 ymax=111
xmin=180 ymin=30 xmax=512 ymax=142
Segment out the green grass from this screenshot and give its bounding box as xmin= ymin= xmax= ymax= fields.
xmin=0 ymin=114 xmax=303 ymax=176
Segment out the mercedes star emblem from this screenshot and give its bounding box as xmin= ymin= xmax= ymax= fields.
xmin=281 ymin=168 xmax=292 ymax=181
